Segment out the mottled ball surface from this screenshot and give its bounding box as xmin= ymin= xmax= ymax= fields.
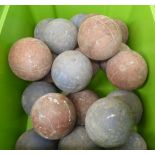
xmin=15 ymin=129 xmax=58 ymax=150
xmin=78 ymin=15 xmax=122 ymax=60
xmin=22 ymin=81 xmax=58 ymax=115
xmin=71 ymin=13 xmax=88 ymax=29
xmin=34 ymin=18 xmax=53 ymax=41
xmin=8 ymin=37 xmax=53 ymax=81
xmin=52 ymin=50 xmax=93 ymax=93
xmin=85 ymin=97 xmax=134 ymax=148
xmin=31 ymin=93 xmax=76 ymax=140
xmin=106 ymin=51 xmax=148 ymax=90
xmin=108 ymin=90 xmax=143 ymax=124
xmin=68 ymin=90 xmax=99 ymax=125
xmin=117 ymin=132 xmax=147 ymax=150
xmin=115 ymin=19 xmax=128 ymax=43
xmin=43 ymin=18 xmax=78 ymax=54
xmin=58 ymin=126 xmax=99 ymax=150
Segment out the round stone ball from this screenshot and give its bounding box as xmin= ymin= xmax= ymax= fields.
xmin=58 ymin=126 xmax=100 ymax=150
xmin=15 ymin=129 xmax=58 ymax=150
xmin=78 ymin=15 xmax=122 ymax=60
xmin=31 ymin=93 xmax=76 ymax=140
xmin=52 ymin=50 xmax=93 ymax=93
xmin=22 ymin=81 xmax=58 ymax=115
xmin=68 ymin=89 xmax=99 ymax=125
xmin=119 ymin=43 xmax=131 ymax=52
xmin=43 ymin=18 xmax=78 ymax=54
xmin=117 ymin=132 xmax=147 ymax=150
xmin=85 ymin=97 xmax=134 ymax=148
xmin=107 ymin=90 xmax=143 ymax=124
xmin=106 ymin=51 xmax=148 ymax=90
xmin=8 ymin=37 xmax=53 ymax=81
xmin=71 ymin=13 xmax=88 ymax=29
xmin=34 ymin=18 xmax=53 ymax=41
xmin=114 ymin=19 xmax=128 ymax=43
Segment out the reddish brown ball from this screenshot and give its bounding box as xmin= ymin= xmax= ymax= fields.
xmin=31 ymin=93 xmax=76 ymax=140
xmin=68 ymin=90 xmax=99 ymax=125
xmin=106 ymin=51 xmax=148 ymax=90
xmin=114 ymin=19 xmax=129 ymax=43
xmin=8 ymin=37 xmax=53 ymax=81
xmin=78 ymin=15 xmax=122 ymax=60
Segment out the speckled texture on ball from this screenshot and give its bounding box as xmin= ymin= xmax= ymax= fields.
xmin=34 ymin=18 xmax=53 ymax=41
xmin=117 ymin=132 xmax=147 ymax=150
xmin=15 ymin=129 xmax=58 ymax=150
xmin=8 ymin=37 xmax=53 ymax=81
xmin=31 ymin=93 xmax=76 ymax=140
xmin=58 ymin=126 xmax=100 ymax=150
xmin=78 ymin=15 xmax=122 ymax=60
xmin=114 ymin=19 xmax=128 ymax=43
xmin=52 ymin=50 xmax=93 ymax=93
xmin=43 ymin=18 xmax=78 ymax=54
xmin=107 ymin=90 xmax=143 ymax=124
xmin=85 ymin=97 xmax=134 ymax=148
xmin=106 ymin=51 xmax=148 ymax=90
xmin=22 ymin=81 xmax=58 ymax=115
xmin=71 ymin=14 xmax=88 ymax=29
xmin=68 ymin=90 xmax=99 ymax=125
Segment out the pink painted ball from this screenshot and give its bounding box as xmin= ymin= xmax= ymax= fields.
xmin=78 ymin=15 xmax=122 ymax=60
xmin=31 ymin=93 xmax=76 ymax=140
xmin=8 ymin=37 xmax=53 ymax=81
xmin=68 ymin=89 xmax=99 ymax=125
xmin=106 ymin=51 xmax=148 ymax=90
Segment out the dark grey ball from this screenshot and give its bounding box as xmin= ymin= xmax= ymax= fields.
xmin=58 ymin=126 xmax=100 ymax=150
xmin=43 ymin=18 xmax=78 ymax=54
xmin=71 ymin=13 xmax=87 ymax=29
xmin=107 ymin=90 xmax=143 ymax=124
xmin=117 ymin=131 xmax=147 ymax=150
xmin=34 ymin=18 xmax=53 ymax=41
xmin=22 ymin=81 xmax=58 ymax=115
xmin=51 ymin=50 xmax=93 ymax=93
xmin=85 ymin=97 xmax=134 ymax=148
xmin=15 ymin=129 xmax=58 ymax=150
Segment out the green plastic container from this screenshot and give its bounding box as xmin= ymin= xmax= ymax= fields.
xmin=0 ymin=5 xmax=155 ymax=150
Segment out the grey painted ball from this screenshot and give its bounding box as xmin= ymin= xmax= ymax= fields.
xmin=58 ymin=126 xmax=100 ymax=150
xmin=34 ymin=18 xmax=53 ymax=41
xmin=15 ymin=129 xmax=58 ymax=150
xmin=71 ymin=13 xmax=88 ymax=29
xmin=117 ymin=132 xmax=147 ymax=150
xmin=85 ymin=97 xmax=134 ymax=148
xmin=43 ymin=18 xmax=78 ymax=54
xmin=22 ymin=81 xmax=58 ymax=115
xmin=107 ymin=90 xmax=143 ymax=124
xmin=52 ymin=50 xmax=93 ymax=93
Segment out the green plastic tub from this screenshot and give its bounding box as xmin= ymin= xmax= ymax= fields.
xmin=0 ymin=5 xmax=155 ymax=150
